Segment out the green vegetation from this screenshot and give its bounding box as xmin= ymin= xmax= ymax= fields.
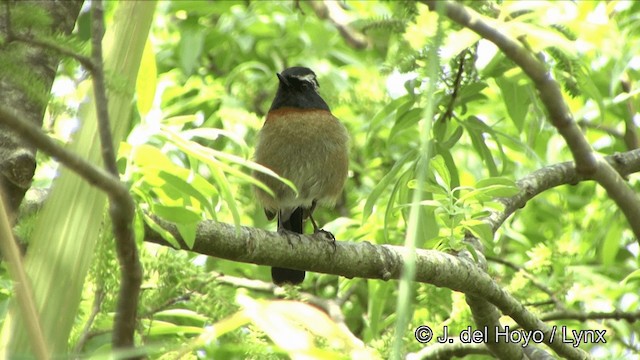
xmin=1 ymin=1 xmax=639 ymax=358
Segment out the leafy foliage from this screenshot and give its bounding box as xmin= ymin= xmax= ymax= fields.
xmin=2 ymin=0 xmax=640 ymax=358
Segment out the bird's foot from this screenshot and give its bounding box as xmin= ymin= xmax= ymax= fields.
xmin=313 ymin=229 xmax=337 ymax=252
xmin=277 ymin=228 xmax=303 ymax=248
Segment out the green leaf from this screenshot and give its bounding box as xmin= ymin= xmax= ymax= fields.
xmin=600 ymin=221 xmax=621 ymax=266
xmin=156 ymin=170 xmax=216 ymax=215
xmin=131 ymin=144 xmax=175 ymax=169
xmin=495 ymin=74 xmax=531 ymax=133
xmin=163 ymin=115 xmax=198 ymax=127
xmin=143 ymin=212 xmax=180 ymax=249
xmin=464 ymin=119 xmax=498 ymax=176
xmin=441 ymin=28 xmax=481 ymax=62
xmin=143 ymin=320 xmax=204 ymax=336
xmin=461 ymin=220 xmax=494 ymax=244
xmin=506 ymin=21 xmax=577 ymax=56
xmin=388 ymin=107 xmax=423 ymax=144
xmin=464 ymin=116 xmax=509 ymax=176
xmin=385 ymin=168 xmax=413 ymax=243
xmin=420 ymin=181 xmax=448 ymax=195
xmin=178 ymin=18 xmax=205 ymax=76
xmin=364 ymin=280 xmax=393 ymax=342
xmin=457 ymin=185 xmax=520 ymax=203
xmin=176 ymin=222 xmax=198 ymax=249
xmin=362 ymin=150 xmax=417 ymax=222
xmin=456 ymin=82 xmax=488 ymax=103
xmin=154 ymin=309 xmax=208 ymax=325
xmin=154 ymin=204 xmax=201 ymax=224
xmin=481 ymin=52 xmax=517 ymax=79
xmin=475 ymin=177 xmax=517 ymax=188
xmin=436 ymin=145 xmax=461 ymax=197
xmin=575 ymin=66 xmax=605 ymax=123
xmin=621 ymin=269 xmax=640 ymax=286
xmin=135 ymin=37 xmax=157 ymax=117
xmin=367 ymin=95 xmax=415 ymax=142
xmin=160 ymin=128 xmax=296 ymax=196
xmin=430 ymin=155 xmax=450 ymax=192
xmin=438 ymin=124 xmax=464 ymax=149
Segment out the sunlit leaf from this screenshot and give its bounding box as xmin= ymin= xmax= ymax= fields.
xmin=135 ymin=37 xmax=157 ymax=117
xmin=495 ymin=75 xmax=531 ymax=133
xmin=363 ymin=150 xmax=417 ymax=222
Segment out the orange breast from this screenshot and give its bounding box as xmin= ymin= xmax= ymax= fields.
xmin=265 ymin=108 xmax=332 ymax=123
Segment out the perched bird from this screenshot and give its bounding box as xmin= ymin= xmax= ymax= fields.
xmin=253 ymin=66 xmax=349 ymax=285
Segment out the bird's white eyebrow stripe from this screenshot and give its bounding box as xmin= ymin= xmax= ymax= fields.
xmin=292 ymin=73 xmax=316 ymax=83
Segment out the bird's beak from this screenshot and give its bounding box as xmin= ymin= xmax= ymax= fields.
xmin=276 ymin=73 xmax=290 ymax=87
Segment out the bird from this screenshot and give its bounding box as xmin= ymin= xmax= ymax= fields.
xmin=253 ymin=66 xmax=349 ymax=285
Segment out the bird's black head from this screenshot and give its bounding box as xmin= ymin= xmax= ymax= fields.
xmin=269 ymin=66 xmax=330 ymax=111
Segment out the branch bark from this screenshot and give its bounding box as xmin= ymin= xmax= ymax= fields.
xmin=143 ymin=215 xmax=587 ymax=359
xmin=487 ymin=149 xmax=640 ymax=232
xmin=89 ymin=1 xmax=142 ymax=352
xmin=309 ymin=0 xmax=368 ymax=49
xmin=0 ymin=0 xmax=83 ymax=221
xmin=0 ymin=106 xmax=128 ymax=199
xmin=9 ymin=97 xmax=640 ymax=357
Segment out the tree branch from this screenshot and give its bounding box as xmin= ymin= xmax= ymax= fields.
xmin=541 ymin=309 xmax=640 ymax=323
xmin=437 ymin=49 xmax=469 ymax=123
xmin=487 ymin=256 xmax=565 ymax=310
xmin=422 ymin=0 xmax=640 ymax=241
xmin=465 ymin=295 xmax=524 ymax=358
xmin=309 ymin=0 xmax=368 ymax=50
xmin=90 ymin=1 xmax=142 ymax=352
xmin=409 ymin=340 xmax=491 ymax=360
xmin=143 ymin=215 xmax=587 ymax=359
xmin=460 ymin=237 xmax=522 ymax=358
xmin=0 ymin=0 xmax=84 ymax=219
xmin=0 ymin=105 xmax=127 ymax=198
xmin=487 ymin=149 xmax=640 ymax=232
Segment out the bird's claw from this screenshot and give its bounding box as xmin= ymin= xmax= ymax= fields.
xmin=277 ymin=228 xmax=302 ymax=248
xmin=314 ymin=229 xmax=337 ymax=252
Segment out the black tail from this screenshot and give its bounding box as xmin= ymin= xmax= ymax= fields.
xmin=271 ymin=207 xmax=305 ymax=285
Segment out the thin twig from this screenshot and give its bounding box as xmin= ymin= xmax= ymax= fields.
xmin=541 ymin=309 xmax=640 ymax=323
xmin=487 ymin=256 xmax=566 ymax=310
xmin=74 ymin=287 xmax=106 ymax=354
xmin=1 ymin=2 xmax=94 ymax=71
xmin=309 ymin=0 xmax=368 ymax=49
xmin=139 ymin=294 xmax=193 ymax=319
xmin=90 ymin=0 xmax=142 ymax=353
xmin=0 ymin=193 xmax=49 ymax=359
xmin=91 ymin=1 xmax=118 ymax=177
xmin=437 ymin=50 xmax=468 ymax=123
xmin=621 ymin=76 xmax=639 ymax=150
xmin=5 ymin=33 xmax=95 ymax=72
xmin=577 ymin=120 xmax=624 ymax=140
xmin=0 ymin=106 xmax=126 ymax=197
